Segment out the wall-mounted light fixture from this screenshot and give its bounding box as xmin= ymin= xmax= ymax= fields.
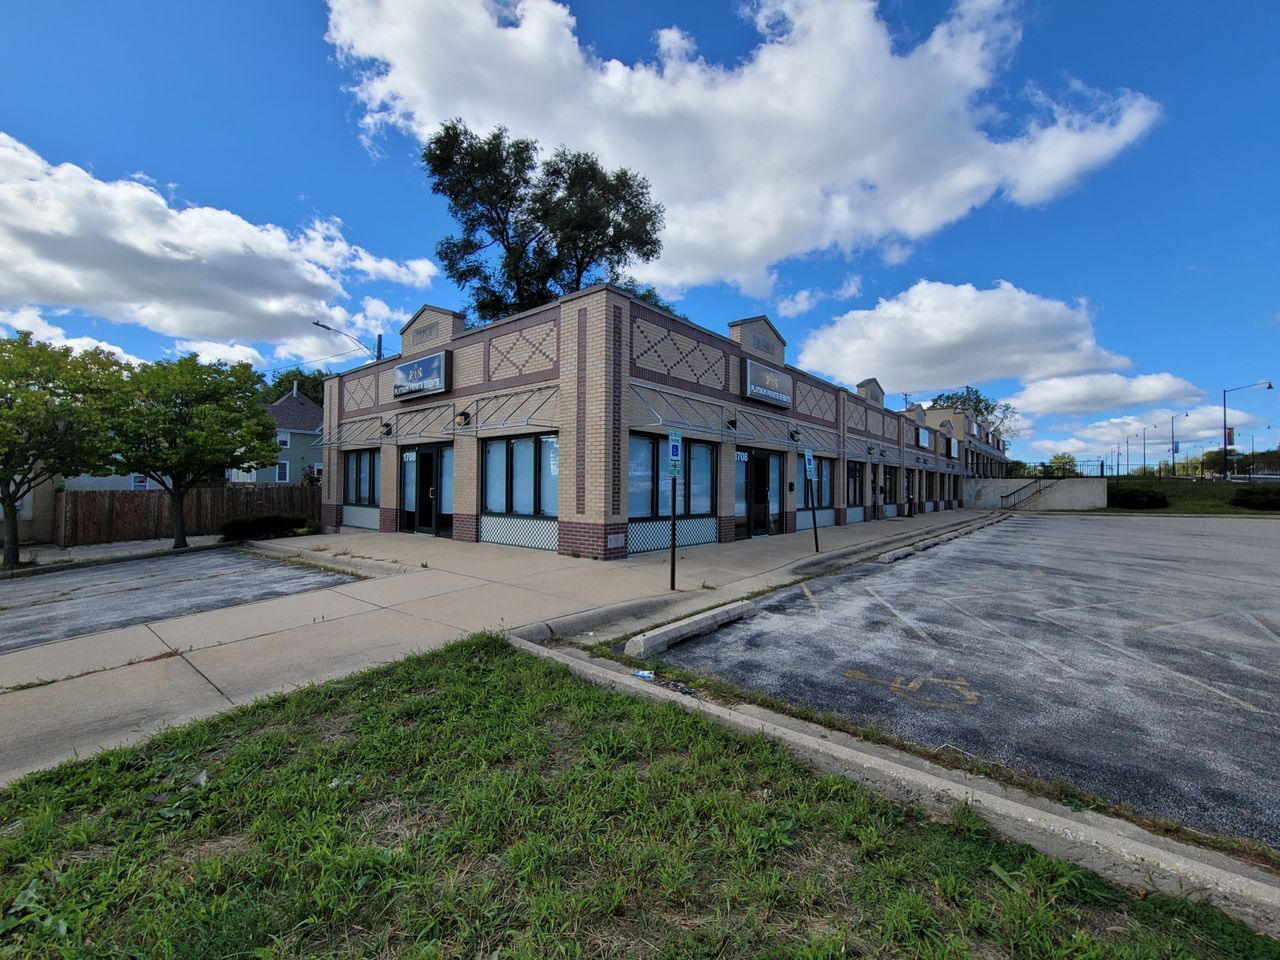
xmin=788 ymin=429 xmax=801 ymax=442
xmin=725 ymin=418 xmax=738 ymax=431
xmin=453 ymin=411 xmax=471 ymax=428
xmin=380 ymin=422 xmax=393 ymax=437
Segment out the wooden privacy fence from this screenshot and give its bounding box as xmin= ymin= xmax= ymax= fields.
xmin=53 ymin=485 xmax=321 ymax=547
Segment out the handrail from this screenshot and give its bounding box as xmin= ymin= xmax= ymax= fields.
xmin=1000 ymin=476 xmax=1063 ymax=509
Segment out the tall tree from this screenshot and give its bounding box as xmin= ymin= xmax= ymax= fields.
xmin=1049 ymin=452 xmax=1080 ymax=477
xmin=261 ymin=367 xmax=330 ymax=406
xmin=929 ymin=386 xmax=1021 ymax=439
xmin=424 ymin=120 xmax=664 ymax=322
xmin=0 ymin=334 xmax=123 ymax=569
xmin=113 ymin=356 xmax=279 ymax=549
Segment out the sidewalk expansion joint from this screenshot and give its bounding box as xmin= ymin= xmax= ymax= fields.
xmin=178 ymin=654 xmax=235 ymax=706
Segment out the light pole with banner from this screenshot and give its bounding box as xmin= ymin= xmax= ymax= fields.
xmin=1222 ymin=380 xmax=1272 ymax=478
xmin=1141 ymin=423 xmax=1157 ymax=477
xmin=667 ymin=430 xmax=681 ymax=591
xmin=804 ymin=448 xmax=819 ymax=554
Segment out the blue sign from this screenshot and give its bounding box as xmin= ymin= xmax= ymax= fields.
xmin=742 ymin=358 xmax=793 ymax=408
xmin=667 ymin=430 xmax=682 ymax=477
xmin=804 ymin=448 xmax=815 ymax=478
xmin=1171 ymin=440 xmax=1180 ymax=454
xmin=393 ymin=350 xmax=450 ymax=399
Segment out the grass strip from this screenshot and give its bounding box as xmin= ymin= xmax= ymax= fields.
xmin=2 ymin=634 xmax=1276 ymax=958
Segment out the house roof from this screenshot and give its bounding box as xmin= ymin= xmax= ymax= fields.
xmin=267 ymin=392 xmax=322 ymax=431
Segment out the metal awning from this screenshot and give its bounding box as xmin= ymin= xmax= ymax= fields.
xmin=313 ymin=416 xmax=383 ymax=447
xmin=629 ymin=384 xmax=733 ymax=435
xmin=450 ymin=385 xmax=560 ymax=434
xmin=393 ymin=402 xmax=455 ymax=442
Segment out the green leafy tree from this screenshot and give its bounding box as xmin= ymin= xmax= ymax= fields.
xmin=261 ymin=367 xmax=329 ymax=406
xmin=0 ymin=334 xmax=124 ymax=568
xmin=1049 ymin=452 xmax=1080 ymax=477
xmin=930 ymin=386 xmax=1021 ymax=439
xmin=423 ymin=119 xmax=665 ymax=322
xmin=113 ymin=356 xmax=279 ymax=549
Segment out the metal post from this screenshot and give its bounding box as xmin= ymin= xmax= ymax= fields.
xmin=809 ymin=476 xmax=819 ymax=554
xmin=1222 ymin=388 xmax=1229 ymax=479
xmin=669 ymin=474 xmax=677 ymax=591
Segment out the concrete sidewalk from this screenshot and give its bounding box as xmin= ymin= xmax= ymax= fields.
xmin=0 ymin=510 xmax=991 ymax=784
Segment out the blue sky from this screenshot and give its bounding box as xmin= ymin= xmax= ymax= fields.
xmin=1 ymin=0 xmax=1277 ymax=462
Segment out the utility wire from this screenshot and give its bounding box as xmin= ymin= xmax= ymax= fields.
xmin=261 ymin=347 xmax=365 ymax=375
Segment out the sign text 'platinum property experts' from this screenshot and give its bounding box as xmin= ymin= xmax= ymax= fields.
xmin=393 ymin=350 xmax=451 ymax=399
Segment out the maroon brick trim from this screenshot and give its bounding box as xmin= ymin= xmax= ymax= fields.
xmin=321 ymin=503 xmax=343 ymax=528
xmin=835 ymin=507 xmax=847 ymax=526
xmin=575 ymin=307 xmax=587 ymax=515
xmin=557 ymin=520 xmax=628 ymax=560
xmin=452 ymin=513 xmax=478 ymax=543
xmin=379 ymin=507 xmax=397 ymax=532
xmin=611 ymin=306 xmax=622 ymax=517
xmin=783 ymin=510 xmax=796 ymax=534
xmin=717 ymin=515 xmax=736 ymax=544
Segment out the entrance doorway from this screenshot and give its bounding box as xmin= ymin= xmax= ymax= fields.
xmin=734 ymin=448 xmax=782 ymax=539
xmin=400 ymin=444 xmax=454 ymax=536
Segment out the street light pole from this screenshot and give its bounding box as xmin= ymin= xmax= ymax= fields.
xmin=1240 ymin=433 xmax=1256 ymax=480
xmin=1169 ymin=413 xmax=1186 ymax=477
xmin=1125 ymin=433 xmax=1138 ymax=476
xmin=1222 ymin=381 xmax=1272 ymax=478
xmin=1141 ymin=423 xmax=1156 ymax=477
xmin=311 ymin=321 xmax=382 ymax=362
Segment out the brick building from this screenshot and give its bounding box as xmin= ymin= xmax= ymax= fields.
xmin=318 ymin=283 xmax=1008 ymax=560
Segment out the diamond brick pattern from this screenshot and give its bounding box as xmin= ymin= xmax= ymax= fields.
xmin=488 ymin=321 xmax=558 ymax=380
xmin=847 ymin=404 xmax=868 ymax=432
xmin=343 ymin=375 xmax=376 ymax=411
xmin=627 ymin=516 xmax=718 ymax=553
xmin=884 ymin=417 xmax=899 ymax=440
xmin=631 ymin=318 xmax=726 ymax=389
xmin=479 ymin=515 xmax=558 ymax=551
xmin=795 ymin=381 xmax=837 ymax=422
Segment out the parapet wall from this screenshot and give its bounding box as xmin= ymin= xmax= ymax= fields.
xmin=964 ymin=478 xmax=1106 ymax=510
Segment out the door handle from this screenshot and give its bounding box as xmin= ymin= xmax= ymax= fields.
xmin=429 ymin=487 xmax=436 ymax=500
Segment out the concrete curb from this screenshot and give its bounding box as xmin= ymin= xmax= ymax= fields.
xmin=1 ymin=541 xmax=227 ymax=581
xmin=623 ymin=600 xmax=757 ymax=657
xmin=243 ymin=540 xmax=410 ymax=579
xmin=505 ymin=636 xmax=1280 ymax=937
xmin=872 ymin=513 xmax=1009 ymax=564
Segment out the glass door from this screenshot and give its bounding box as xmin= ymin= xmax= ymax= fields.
xmin=415 ymin=447 xmax=437 ymax=534
xmin=400 ymin=449 xmax=418 ymax=531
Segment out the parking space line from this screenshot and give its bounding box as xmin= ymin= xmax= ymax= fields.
xmin=865 ymin=586 xmax=933 ymax=644
xmin=941 ymin=597 xmax=1073 ymax=672
xmin=800 ymin=582 xmax=820 ymax=611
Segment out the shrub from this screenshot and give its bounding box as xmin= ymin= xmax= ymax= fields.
xmin=1230 ymin=485 xmax=1280 ymax=511
xmin=220 ymin=514 xmax=307 ymax=541
xmin=1107 ymin=486 xmax=1168 ymax=510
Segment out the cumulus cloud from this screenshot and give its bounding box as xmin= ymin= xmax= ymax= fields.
xmin=834 ymin=274 xmax=863 ymax=300
xmin=1006 ymin=373 xmax=1203 ymax=416
xmin=0 ymin=306 xmax=141 ymax=364
xmin=172 ymin=340 xmax=267 ymax=366
xmin=326 ymin=0 xmax=1159 ymax=295
xmin=0 ymin=132 xmax=435 ymax=363
xmin=776 ymin=288 xmax=823 ymax=317
xmin=1029 ymin=406 xmax=1258 ymax=458
xmin=798 ymin=279 xmax=1127 ymax=395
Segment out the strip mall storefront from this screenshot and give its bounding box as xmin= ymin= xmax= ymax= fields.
xmin=319 ymin=284 xmax=1004 ymax=560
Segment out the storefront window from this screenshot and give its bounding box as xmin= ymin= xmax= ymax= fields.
xmin=439 ymin=447 xmax=454 ymax=514
xmin=483 ymin=434 xmax=558 ymax=517
xmin=797 ymin=455 xmax=834 ymax=509
xmin=343 ymin=449 xmax=380 ymax=506
xmin=538 ymin=437 xmax=558 ymax=516
xmin=847 ymin=461 xmax=865 ymax=507
xmin=629 ymin=433 xmax=716 ymax=519
xmin=734 ymin=452 xmax=747 ymax=520
xmin=484 ymin=440 xmax=507 ymax=513
xmin=628 ymin=436 xmax=654 ymax=518
xmin=883 ymin=466 xmax=898 ymax=502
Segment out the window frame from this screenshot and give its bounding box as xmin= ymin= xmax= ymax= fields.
xmin=342 ymin=449 xmax=380 ymax=506
xmin=277 ymin=431 xmax=290 ymax=449
xmin=275 ymin=461 xmax=289 ymax=483
xmin=798 ymin=454 xmax=835 ymax=509
xmin=482 ymin=433 xmax=560 ymax=517
xmin=626 ymin=433 xmax=717 ymax=520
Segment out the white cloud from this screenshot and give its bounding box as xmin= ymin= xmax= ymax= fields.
xmin=326 ymin=0 xmax=1159 ymax=295
xmin=776 ymin=288 xmax=823 ymax=317
xmin=0 ymin=306 xmax=142 ymax=364
xmin=798 ymin=279 xmax=1127 ymax=394
xmin=1030 ymin=405 xmax=1258 ymax=459
xmin=173 ymin=340 xmax=267 ymax=366
xmin=1006 ymin=373 xmax=1203 ymax=416
xmin=834 ymin=273 xmax=863 ymax=300
xmin=0 ymin=132 xmax=435 ymax=363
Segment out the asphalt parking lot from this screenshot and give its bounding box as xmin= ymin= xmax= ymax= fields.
xmin=0 ymin=550 xmax=355 ymax=653
xmin=665 ymin=514 xmax=1280 ymax=846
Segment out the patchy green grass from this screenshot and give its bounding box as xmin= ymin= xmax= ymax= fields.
xmin=2 ymin=635 xmax=1275 ymax=959
xmin=1102 ymin=480 xmax=1280 ymax=515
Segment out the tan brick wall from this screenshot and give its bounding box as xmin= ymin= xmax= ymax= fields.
xmin=795 ymin=380 xmax=837 ymax=423
xmin=631 ymin=316 xmax=727 ymax=390
xmin=343 ymin=374 xmax=377 ymax=412
xmin=401 ymin=307 xmax=466 ymax=358
xmin=455 ymin=342 xmax=484 ymax=389
xmin=488 ymin=320 xmax=558 ymax=380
